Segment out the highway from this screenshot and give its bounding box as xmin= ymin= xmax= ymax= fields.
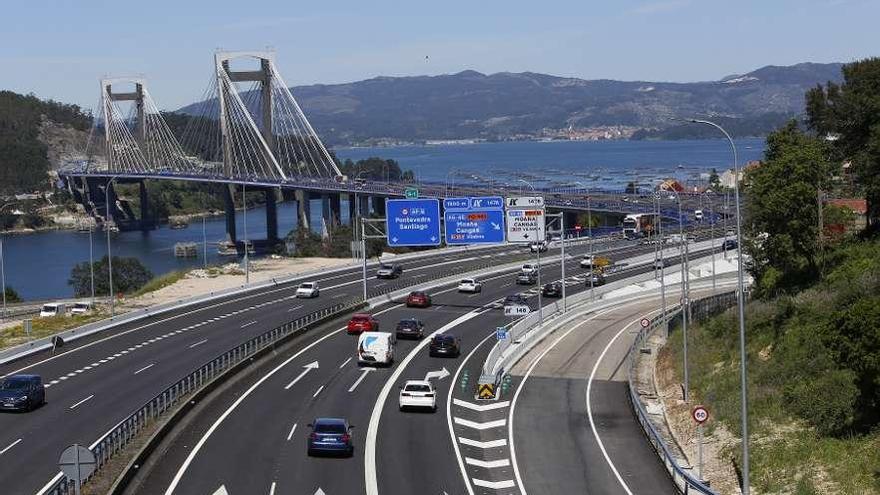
xmin=127 ymin=239 xmax=716 ymax=495
xmin=0 ymin=241 xmax=589 ymax=495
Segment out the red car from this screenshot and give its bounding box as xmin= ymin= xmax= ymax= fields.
xmin=406 ymin=291 xmax=432 ymax=308
xmin=347 ymin=313 xmax=380 ymax=334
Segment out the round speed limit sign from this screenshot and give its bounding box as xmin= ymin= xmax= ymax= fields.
xmin=640 ymin=317 xmax=651 ymax=328
xmin=692 ymin=405 xmax=709 ymax=424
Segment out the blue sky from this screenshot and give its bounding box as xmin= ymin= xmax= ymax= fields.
xmin=1 ymin=0 xmax=876 ymax=110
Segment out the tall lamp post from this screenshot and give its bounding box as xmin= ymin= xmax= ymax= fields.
xmin=652 ymin=186 xmax=668 ymax=320
xmin=0 ymin=202 xmax=17 ymax=317
xmin=518 ymin=179 xmax=542 ymax=325
xmin=574 ymin=181 xmax=596 ymax=301
xmin=105 ymin=176 xmax=121 ymax=317
xmin=242 ymin=182 xmax=249 ymax=284
xmin=679 ymin=117 xmax=749 ymax=495
xmin=662 ymin=185 xmax=691 ymax=402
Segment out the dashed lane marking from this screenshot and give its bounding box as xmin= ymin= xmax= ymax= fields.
xmin=69 ymin=394 xmax=94 ymax=410
xmin=188 ymin=339 xmax=208 ymax=349
xmin=0 ymin=439 xmax=22 ymax=456
xmin=134 ymin=363 xmax=155 ymax=375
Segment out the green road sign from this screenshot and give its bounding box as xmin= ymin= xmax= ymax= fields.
xmin=405 ymin=188 xmax=419 ymax=199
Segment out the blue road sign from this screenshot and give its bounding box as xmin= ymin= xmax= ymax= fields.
xmin=386 ymin=199 xmax=441 ymax=247
xmin=444 ymin=197 xmax=470 ymax=210
xmin=469 ymin=196 xmax=504 ymax=210
xmin=495 ymin=327 xmax=509 ymax=341
xmin=445 ymin=209 xmax=505 ymax=245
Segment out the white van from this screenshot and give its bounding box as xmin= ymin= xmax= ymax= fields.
xmin=39 ymin=303 xmax=67 ymax=318
xmin=357 ymin=332 xmax=396 ymax=366
xmin=694 ymin=209 xmax=704 ymax=221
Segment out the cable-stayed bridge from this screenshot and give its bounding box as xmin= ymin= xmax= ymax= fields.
xmin=59 ymin=51 xmax=713 ymax=249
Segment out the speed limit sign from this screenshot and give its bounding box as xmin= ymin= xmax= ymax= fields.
xmin=640 ymin=317 xmax=651 ymax=328
xmin=692 ymin=405 xmax=709 ymax=424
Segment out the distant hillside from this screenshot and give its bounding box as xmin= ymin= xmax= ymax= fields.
xmin=0 ymin=91 xmax=91 ymax=194
xmin=179 ymin=62 xmax=844 ymax=145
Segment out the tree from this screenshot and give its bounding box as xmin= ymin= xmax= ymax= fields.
xmin=68 ymin=256 xmax=153 ymax=297
xmin=745 ymin=121 xmax=834 ymax=294
xmin=338 ymin=157 xmax=415 ymax=182
xmin=3 ymin=286 xmax=21 ymax=303
xmin=624 ymin=181 xmax=639 ymax=194
xmin=806 ymin=57 xmax=880 ymax=229
xmin=708 ymin=168 xmax=721 ymax=191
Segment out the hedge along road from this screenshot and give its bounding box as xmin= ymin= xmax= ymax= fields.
xmin=0 ymin=241 xmax=556 ymax=495
xmin=141 ymin=236 xmax=717 ymax=495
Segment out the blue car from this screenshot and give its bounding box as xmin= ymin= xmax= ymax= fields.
xmin=0 ymin=374 xmax=45 ymax=412
xmin=307 ymin=418 xmax=354 ymax=457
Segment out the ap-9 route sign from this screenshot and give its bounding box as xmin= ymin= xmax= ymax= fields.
xmin=386 ymin=199 xmax=441 ymax=247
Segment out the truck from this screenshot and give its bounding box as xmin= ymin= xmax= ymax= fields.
xmin=623 ymin=213 xmax=659 ymax=238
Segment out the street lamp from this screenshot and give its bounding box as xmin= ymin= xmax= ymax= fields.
xmin=679 ymin=117 xmax=749 ymax=495
xmin=105 ymin=176 xmax=121 ymax=317
xmin=0 ymin=202 xmax=17 ymax=317
xmin=704 ymin=190 xmax=717 ymax=293
xmin=574 ymin=181 xmax=596 ymax=301
xmin=651 ymin=186 xmax=668 ymax=321
xmin=242 ymin=182 xmax=249 ymax=284
xmin=661 ymin=184 xmax=691 ymax=402
xmin=518 ymin=179 xmax=542 ymax=325
xmin=445 ymin=169 xmax=458 ymax=197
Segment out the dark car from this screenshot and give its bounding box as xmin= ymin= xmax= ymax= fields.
xmin=722 ymin=239 xmax=738 ymax=251
xmin=515 ymin=272 xmax=537 ymax=285
xmin=541 ymin=282 xmax=563 ymax=298
xmin=376 ymin=264 xmax=403 ymax=279
xmin=307 ymin=417 xmax=354 ymax=457
xmin=405 ymin=291 xmax=432 ymax=308
xmin=395 ymin=318 xmax=425 ymax=339
xmin=586 ymin=271 xmax=606 ymax=286
xmin=429 ymin=333 xmax=461 ymax=358
xmin=503 ymin=294 xmax=529 ymax=307
xmin=0 ymin=374 xmax=45 ymax=412
xmin=347 ymin=313 xmax=380 ymax=335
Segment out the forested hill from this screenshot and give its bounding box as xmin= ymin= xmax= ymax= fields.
xmin=179 ymin=61 xmax=844 ymax=145
xmin=0 ymin=91 xmax=92 ymax=194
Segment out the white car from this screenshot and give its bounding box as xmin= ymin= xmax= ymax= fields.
xmin=529 ymin=240 xmax=548 ymax=253
xmin=653 ymin=258 xmax=665 ymax=270
xmin=398 ymin=380 xmax=437 ymax=412
xmin=520 ymin=264 xmax=538 ymax=275
xmin=458 ymin=278 xmax=482 ymax=293
xmin=70 ymin=302 xmax=93 ymax=315
xmin=295 ymin=282 xmax=320 ymax=298
xmin=358 ymin=332 xmax=396 ymax=366
xmin=580 ymin=255 xmax=595 ymax=269
xmin=39 ymin=303 xmax=67 ymax=318
xmin=694 ymin=209 xmax=704 ymax=221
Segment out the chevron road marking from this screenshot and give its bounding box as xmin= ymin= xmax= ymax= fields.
xmin=453 ymin=398 xmax=510 ymax=411
xmin=472 ymin=479 xmax=516 ymax=489
xmin=458 ymin=437 xmax=507 ymax=449
xmin=465 ymin=457 xmax=511 ymax=469
xmin=454 ymin=417 xmax=506 ymax=430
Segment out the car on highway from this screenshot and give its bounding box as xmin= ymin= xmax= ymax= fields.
xmin=307 ymin=418 xmax=354 ymax=457
xmin=376 ymin=263 xmax=402 ymax=279
xmin=39 ymin=303 xmax=67 ymax=318
xmin=516 ymin=271 xmax=537 ymax=285
xmin=395 ymin=318 xmax=425 ymax=340
xmin=520 ymin=263 xmax=538 ymax=275
xmin=70 ymin=301 xmax=93 ymax=315
xmin=405 ymin=291 xmax=432 ymax=308
xmin=0 ymin=374 xmax=45 ymax=412
xmin=357 ymin=332 xmax=395 ymax=365
xmin=529 ymin=240 xmax=548 ymax=253
xmin=398 ymin=380 xmax=437 ymax=412
xmin=586 ymin=271 xmax=606 ymax=286
xmin=654 ymin=257 xmax=665 ymax=270
xmin=541 ymin=281 xmax=563 ymax=298
xmin=295 ymin=281 xmax=320 ymax=298
xmin=347 ymin=313 xmax=380 ymax=334
xmin=580 ymin=255 xmax=595 ymax=269
xmin=429 ymin=333 xmax=461 ymax=358
xmin=695 ymin=209 xmax=704 ymax=221
xmin=503 ymin=294 xmax=529 ymax=307
xmin=723 ymin=239 xmax=738 ymax=250
xmin=457 ymin=278 xmax=482 ymax=293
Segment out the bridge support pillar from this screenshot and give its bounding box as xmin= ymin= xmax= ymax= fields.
xmin=295 ymin=190 xmax=310 ymax=231
xmin=329 ymin=193 xmax=341 ymax=228
xmin=320 ymin=194 xmax=339 ymax=231
xmin=347 ymin=194 xmax=356 ymax=225
xmin=138 ymin=181 xmax=153 ymax=231
xmin=265 ymin=188 xmax=278 ymax=242
xmin=359 ymin=195 xmax=371 ymax=218
xmin=372 ymin=196 xmax=386 ymax=217
xmin=223 ymin=184 xmax=237 ymax=243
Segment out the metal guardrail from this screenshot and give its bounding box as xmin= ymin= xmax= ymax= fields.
xmin=626 ymin=290 xmax=740 ymax=495
xmin=44 ymin=298 xmax=363 ymax=495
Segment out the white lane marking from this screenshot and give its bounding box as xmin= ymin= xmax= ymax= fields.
xmin=332 ymin=294 xmax=346 ymax=299
xmin=453 ymin=398 xmax=510 ymax=412
xmin=287 ymin=305 xmax=304 ymax=312
xmin=348 ymin=368 xmax=375 ymax=393
xmin=188 ymin=339 xmax=208 ymax=349
xmin=473 ymin=479 xmax=516 ymax=489
xmin=283 ymin=361 xmax=320 ymax=390
xmin=338 ymin=357 xmax=353 ymax=369
xmin=458 ymin=437 xmax=507 ymax=449
xmin=0 ymin=438 xmax=22 ymax=456
xmin=286 ymin=423 xmax=298 ymax=441
xmin=133 ymin=363 xmax=155 ymax=375
xmin=69 ymin=394 xmax=95 ymax=410
xmin=269 ymin=481 xmax=276 ymax=495
xmin=465 ymin=457 xmax=510 ymax=468
xmin=454 ymin=417 xmax=506 ymax=430
xmin=313 ymin=385 xmax=325 ymax=398
xmin=365 ymin=309 xmax=484 ymax=495
xmin=240 ymin=321 xmax=257 ymax=328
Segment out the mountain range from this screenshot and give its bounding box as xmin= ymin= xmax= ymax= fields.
xmin=178 ymin=62 xmax=844 ymax=145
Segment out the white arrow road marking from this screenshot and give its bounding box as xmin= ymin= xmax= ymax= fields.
xmin=283 ymin=361 xmax=320 ymax=390
xmin=465 ymin=457 xmax=511 ymax=469
xmin=454 ymin=417 xmax=506 ymax=430
xmin=424 ymin=367 xmax=450 ymax=381
xmin=472 ymin=479 xmax=516 ymax=489
xmin=315 ymin=489 xmax=326 ymax=495
xmin=212 ymin=485 xmax=228 ymax=495
xmin=0 ymin=438 xmax=22 ymax=456
xmin=348 ymin=368 xmax=375 ymax=392
xmin=453 ymin=399 xmax=510 ymax=412
xmin=458 ymin=437 xmax=507 ymax=449
xmin=286 ymin=423 xmax=297 ymax=441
